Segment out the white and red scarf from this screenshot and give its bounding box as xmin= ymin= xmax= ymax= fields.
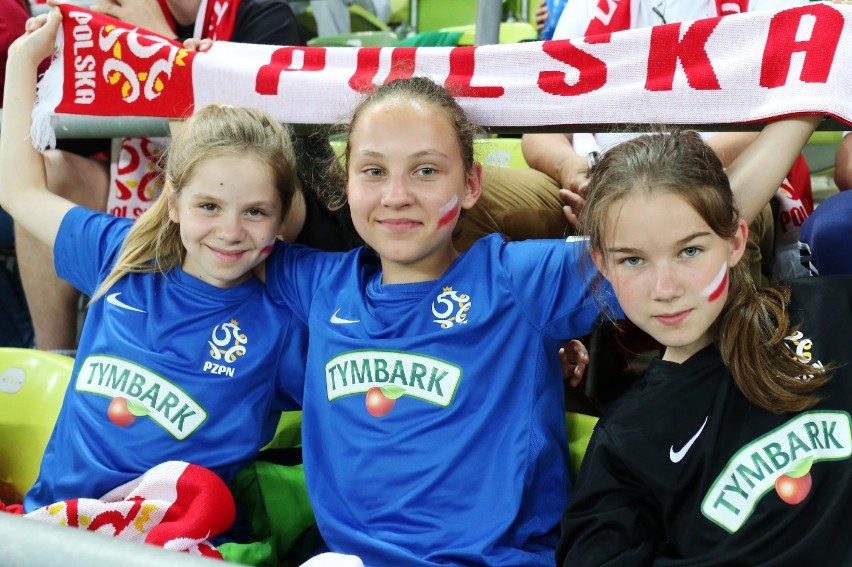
xmin=35 ymin=4 xmax=851 ymax=152
xmin=36 ymin=2 xmax=851 ymax=136
xmin=22 ymin=461 xmax=235 ymax=559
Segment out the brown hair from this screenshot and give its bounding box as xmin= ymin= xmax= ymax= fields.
xmin=323 ymin=76 xmax=482 ymax=212
xmin=90 ymin=104 xmax=299 ymax=301
xmin=579 ymin=129 xmax=829 ymax=414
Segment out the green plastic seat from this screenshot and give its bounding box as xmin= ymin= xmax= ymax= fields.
xmin=442 ymin=21 xmax=538 ymax=45
xmin=475 ymin=137 xmax=531 ymax=169
xmin=0 ymin=348 xmax=73 ymax=499
xmin=566 ymin=411 xmax=599 ymax=482
xmin=804 ymin=130 xmax=844 ymax=176
xmin=298 ymin=3 xmax=391 ymax=38
xmin=307 ymin=30 xmax=400 ymax=47
xmin=410 ymin=0 xmax=479 ymax=33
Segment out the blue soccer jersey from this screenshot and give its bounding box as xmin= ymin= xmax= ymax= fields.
xmin=267 ymin=233 xmax=612 ymax=566
xmin=25 ymin=207 xmax=307 ymax=511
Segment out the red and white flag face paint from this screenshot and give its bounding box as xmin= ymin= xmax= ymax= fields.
xmin=437 ymin=194 xmax=459 ymax=229
xmin=701 ymin=261 xmax=729 ymax=303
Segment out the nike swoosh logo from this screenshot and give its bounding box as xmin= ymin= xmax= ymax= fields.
xmin=669 ymin=415 xmax=709 ymax=463
xmin=330 ymin=308 xmax=359 ymax=325
xmin=106 ymin=292 xmax=147 ymax=313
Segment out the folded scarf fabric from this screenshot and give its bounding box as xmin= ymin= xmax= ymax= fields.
xmin=23 ymin=461 xmax=236 ymax=559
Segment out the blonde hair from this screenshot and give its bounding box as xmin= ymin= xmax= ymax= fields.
xmin=90 ymin=104 xmax=299 ymax=302
xmin=579 ymin=129 xmax=829 ymax=414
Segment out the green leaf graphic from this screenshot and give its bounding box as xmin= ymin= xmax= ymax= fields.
xmin=786 ymin=456 xmax=814 ymax=478
xmin=127 ymin=398 xmax=150 ymax=417
xmin=380 ymin=385 xmax=406 ymax=400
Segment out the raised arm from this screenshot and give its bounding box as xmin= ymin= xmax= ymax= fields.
xmin=0 ymin=9 xmax=74 ymax=250
xmin=725 ymin=115 xmax=822 ymax=226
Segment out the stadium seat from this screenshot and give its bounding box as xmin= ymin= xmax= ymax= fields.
xmin=442 ymin=21 xmax=538 ymax=45
xmin=409 ymin=0 xmax=479 ymax=34
xmin=307 ymin=30 xmax=400 ymax=47
xmin=566 ymin=411 xmax=598 ymax=481
xmin=475 ymin=136 xmax=531 ymax=168
xmin=803 ymin=130 xmax=843 ymax=176
xmin=0 ymin=348 xmax=73 ymax=499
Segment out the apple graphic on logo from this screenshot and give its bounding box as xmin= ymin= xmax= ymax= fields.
xmin=775 ymin=456 xmax=813 ymax=505
xmin=108 ymin=397 xmax=136 ymax=427
xmin=365 ymin=385 xmax=405 ymax=417
xmin=107 ymin=396 xmax=149 ymax=427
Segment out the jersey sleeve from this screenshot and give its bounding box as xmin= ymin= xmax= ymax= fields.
xmin=54 ymin=206 xmax=133 ymax=297
xmin=273 ymin=311 xmax=309 ymax=409
xmin=500 ymin=237 xmax=620 ymax=340
xmin=265 ymin=242 xmax=352 ymax=323
xmin=557 ymin=425 xmax=664 ymax=566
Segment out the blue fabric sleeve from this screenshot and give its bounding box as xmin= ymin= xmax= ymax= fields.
xmin=54 ymin=207 xmax=134 ymax=297
xmin=499 ymin=237 xmax=621 ymax=340
xmin=265 ymin=242 xmax=359 ymax=323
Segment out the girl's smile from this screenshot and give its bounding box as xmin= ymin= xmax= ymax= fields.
xmin=346 ymin=100 xmax=481 ymax=284
xmin=168 ymin=154 xmax=282 ymax=288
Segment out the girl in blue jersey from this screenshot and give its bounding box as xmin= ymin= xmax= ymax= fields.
xmin=262 ymin=76 xmax=611 ymax=566
xmin=1 ymin=10 xmax=307 ymax=525
xmin=559 ymin=116 xmax=852 ymax=565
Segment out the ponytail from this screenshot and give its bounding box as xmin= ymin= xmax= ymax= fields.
xmin=715 ymin=262 xmax=830 ymax=413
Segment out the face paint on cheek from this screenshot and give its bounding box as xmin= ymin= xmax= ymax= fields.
xmin=437 ymin=194 xmax=459 ymax=228
xmin=261 ymin=244 xmax=274 ymax=255
xmin=701 ymin=261 xmax=729 ymax=303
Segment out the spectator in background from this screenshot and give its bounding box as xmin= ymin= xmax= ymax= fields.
xmin=798 ymin=136 xmax=852 ymax=276
xmin=1 ymin=0 xmax=32 ymax=247
xmin=537 ymin=0 xmax=568 ymax=39
xmin=0 ymin=0 xmax=35 ymax=348
xmin=833 ymin=131 xmax=852 ymax=190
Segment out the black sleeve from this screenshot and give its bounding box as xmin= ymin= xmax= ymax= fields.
xmin=557 ymin=425 xmax=665 ymax=566
xmin=232 ymin=0 xmax=305 ymax=46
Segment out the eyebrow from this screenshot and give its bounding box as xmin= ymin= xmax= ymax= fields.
xmin=606 ymin=231 xmax=712 ymax=255
xmin=188 ymin=194 xmax=277 ymax=208
xmin=355 ymin=149 xmax=450 ymax=160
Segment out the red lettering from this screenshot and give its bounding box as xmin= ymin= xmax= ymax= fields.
xmin=116 ymin=143 xmax=140 ymax=176
xmin=348 ymin=47 xmax=417 ymax=94
xmin=538 ymin=38 xmax=608 ymax=96
xmin=256 ymin=47 xmax=327 ymax=96
xmin=445 ymin=47 xmax=504 ymax=98
xmin=645 ymin=18 xmax=721 ymax=91
xmin=113 ymin=181 xmax=132 ymax=201
xmin=137 ymin=171 xmax=160 ymax=202
xmin=760 ymin=4 xmax=842 ymax=88
xmin=779 ymin=210 xmax=791 ymax=232
xmin=790 ymin=206 xmax=807 ymax=227
xmin=87 ymin=496 xmax=143 ymax=536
